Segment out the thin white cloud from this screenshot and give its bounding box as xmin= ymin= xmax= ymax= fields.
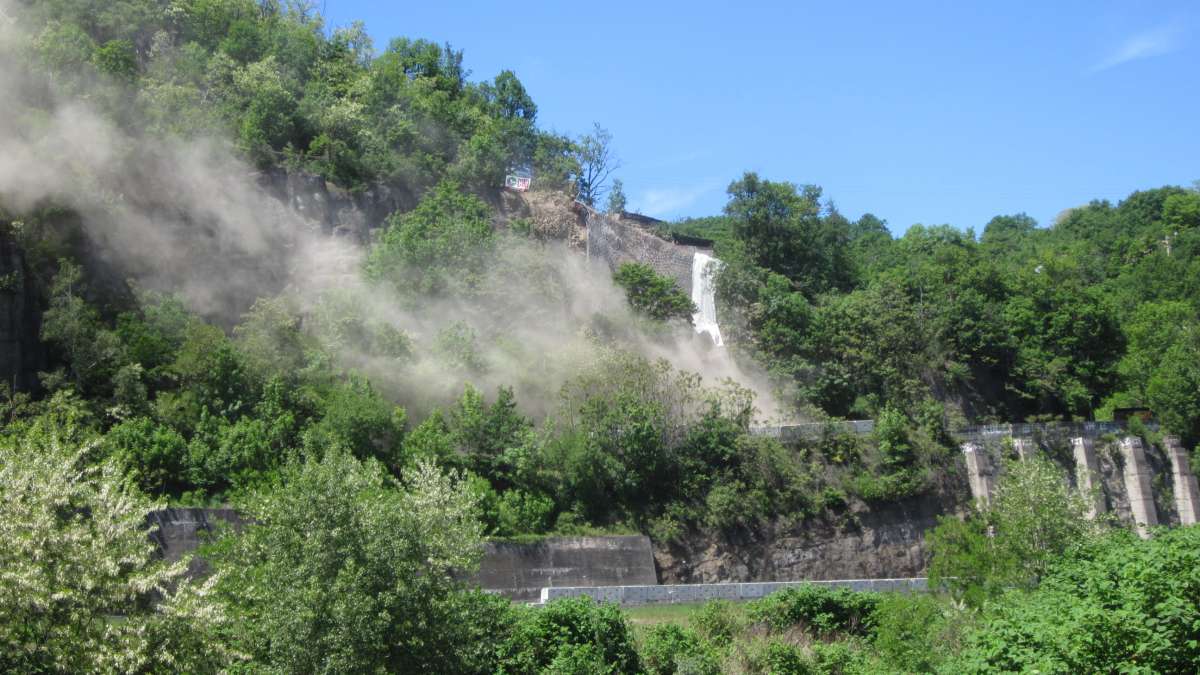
xmin=1091 ymin=25 xmax=1183 ymax=72
xmin=633 ymin=180 xmax=722 ymax=218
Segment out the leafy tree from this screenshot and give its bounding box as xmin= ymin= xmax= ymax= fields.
xmin=212 ymin=452 xmax=486 ymax=673
xmin=928 ymin=457 xmax=1099 ymax=605
xmin=103 ymin=416 xmax=190 ymax=495
xmin=304 ymin=375 xmax=407 ymax=467
xmin=40 ymin=261 xmax=127 ymax=398
xmin=93 ymin=38 xmax=137 ymax=81
xmin=366 ymin=180 xmax=494 ymax=295
xmin=724 ymin=172 xmax=853 ymax=296
xmin=952 ymin=526 xmax=1200 ymax=673
xmin=606 ymin=178 xmax=627 ymax=214
xmin=0 ymin=420 xmax=229 ymax=673
xmin=612 ymin=262 xmax=696 ymax=321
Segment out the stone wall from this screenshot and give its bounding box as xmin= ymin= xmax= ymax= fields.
xmin=584 ymin=209 xmax=707 ymax=295
xmin=473 ymin=536 xmax=658 ymax=602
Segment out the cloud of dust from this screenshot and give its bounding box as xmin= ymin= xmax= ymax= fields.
xmin=0 ymin=2 xmax=791 ymax=423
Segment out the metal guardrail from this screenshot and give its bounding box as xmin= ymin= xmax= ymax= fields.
xmin=538 ymin=578 xmax=930 ymax=606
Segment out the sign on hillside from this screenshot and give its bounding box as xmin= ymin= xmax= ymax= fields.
xmin=504 ymin=165 xmax=532 ymax=191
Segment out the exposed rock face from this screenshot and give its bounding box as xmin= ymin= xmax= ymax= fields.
xmin=0 ymin=227 xmax=43 ymax=392
xmin=253 ymin=168 xmax=417 ymax=242
xmin=654 ymin=490 xmax=961 ymax=584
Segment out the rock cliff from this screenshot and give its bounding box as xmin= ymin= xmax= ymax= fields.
xmin=0 ymin=225 xmax=44 ymax=392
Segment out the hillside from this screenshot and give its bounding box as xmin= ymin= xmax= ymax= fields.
xmin=2 ymin=2 xmax=1199 ymax=673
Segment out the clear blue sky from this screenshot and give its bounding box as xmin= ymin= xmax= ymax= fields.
xmin=321 ymin=1 xmax=1197 ymax=235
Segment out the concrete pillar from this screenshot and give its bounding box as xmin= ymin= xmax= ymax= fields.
xmin=1012 ymin=437 xmax=1035 ymax=461
xmin=961 ymin=442 xmax=996 ymax=508
xmin=1119 ymin=436 xmax=1158 ymax=537
xmin=1071 ymin=436 xmax=1106 ymax=519
xmin=1163 ymin=436 xmax=1200 ymax=526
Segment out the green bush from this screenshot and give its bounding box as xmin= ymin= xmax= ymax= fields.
xmin=690 ymin=600 xmax=743 ymax=648
xmin=639 ymin=624 xmax=719 ymax=675
xmin=748 ymin=585 xmax=880 ymax=637
xmin=950 ymin=526 xmax=1200 ymax=673
xmin=613 ymin=262 xmax=697 ymax=321
xmin=103 ymin=417 xmax=189 ymax=495
xmin=870 ymin=593 xmax=961 ymax=673
xmin=499 ymin=597 xmax=641 ymax=674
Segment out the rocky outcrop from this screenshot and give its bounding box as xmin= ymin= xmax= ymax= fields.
xmin=253 ymin=168 xmax=418 ymax=242
xmin=0 ymin=226 xmax=43 ymax=392
xmin=655 ymin=490 xmax=962 ymax=584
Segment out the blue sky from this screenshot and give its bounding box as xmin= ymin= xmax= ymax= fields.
xmin=321 ymin=1 xmax=1197 ymax=235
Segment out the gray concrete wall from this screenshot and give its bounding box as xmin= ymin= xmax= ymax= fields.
xmin=585 ymin=210 xmax=706 ymax=296
xmin=1165 ymin=436 xmax=1200 ymax=525
xmin=472 ymin=536 xmax=658 ymax=602
xmin=539 ymin=578 xmax=928 ymax=606
xmin=146 ymin=507 xmax=247 ymax=577
xmin=961 ymin=442 xmax=996 ymax=507
xmin=1119 ymin=437 xmax=1159 ymax=537
xmin=1072 ymin=436 xmax=1107 ymax=519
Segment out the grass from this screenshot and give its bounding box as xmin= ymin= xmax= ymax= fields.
xmin=623 ymin=600 xmax=749 ymax=627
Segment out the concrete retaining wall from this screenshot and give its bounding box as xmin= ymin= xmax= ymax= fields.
xmin=539 ymin=578 xmax=928 ymax=605
xmin=473 ymin=536 xmax=658 ymax=602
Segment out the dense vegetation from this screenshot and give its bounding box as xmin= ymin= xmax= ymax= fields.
xmin=1 ymin=1 xmax=1198 ymax=673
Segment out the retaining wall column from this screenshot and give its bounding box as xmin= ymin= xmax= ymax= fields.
xmin=1012 ymin=437 xmax=1035 ymax=461
xmin=1119 ymin=436 xmax=1158 ymax=537
xmin=1164 ymin=436 xmax=1200 ymax=525
xmin=961 ymin=442 xmax=996 ymax=508
xmin=1071 ymin=436 xmax=1106 ymax=519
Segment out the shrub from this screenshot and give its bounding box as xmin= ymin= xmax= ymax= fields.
xmin=748 ymin=585 xmax=880 ymax=637
xmin=499 ymin=597 xmax=641 ymax=674
xmin=639 ymin=624 xmax=719 ymax=675
xmin=103 ymin=416 xmax=189 ymax=495
xmin=870 ymin=593 xmax=961 ymax=673
xmin=613 ymin=262 xmax=696 ymax=321
xmin=950 ymin=526 xmax=1200 ymax=673
xmin=691 ymin=599 xmax=743 ymax=648
xmin=928 ymin=457 xmax=1099 ymax=605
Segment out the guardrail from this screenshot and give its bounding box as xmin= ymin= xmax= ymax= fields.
xmin=538 ymin=578 xmax=929 ymax=605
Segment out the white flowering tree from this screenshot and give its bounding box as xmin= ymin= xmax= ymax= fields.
xmin=0 ymin=423 xmax=231 ymax=673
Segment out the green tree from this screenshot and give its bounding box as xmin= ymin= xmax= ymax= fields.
xmin=212 ymin=452 xmax=486 ymax=673
xmin=93 ymin=38 xmax=137 ymax=81
xmin=724 ymin=172 xmax=853 ymax=296
xmin=928 ymin=457 xmax=1099 ymax=605
xmin=606 ymin=178 xmax=627 ymax=214
xmin=366 ymin=180 xmax=495 ymax=295
xmin=0 ymin=419 xmax=229 ymax=673
xmin=952 ymin=526 xmax=1200 ymax=673
xmin=612 ymin=262 xmax=696 ymax=321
